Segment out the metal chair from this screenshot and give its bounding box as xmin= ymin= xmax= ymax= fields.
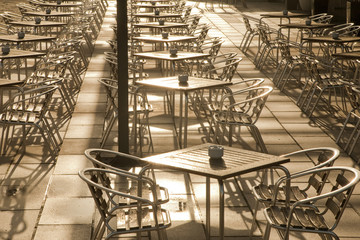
xmin=254 ymin=23 xmax=281 ymax=70
xmin=273 ymin=39 xmax=304 ymax=91
xmin=250 ymin=147 xmax=340 ymax=238
xmin=191 ymin=78 xmax=265 ymax=142
xmin=239 ymin=14 xmax=260 ymax=53
xmin=262 ymin=166 xmax=360 ymax=240
xmin=200 ymin=57 xmax=242 ymax=82
xmin=98 ymin=78 xmax=153 ymax=156
xmin=78 ymin=167 xmax=171 ymax=240
xmin=212 ymin=86 xmax=273 ymax=152
xmin=84 ymin=148 xmax=170 ymax=203
xmin=0 ymin=85 xmax=61 ymax=157
xmin=297 ymin=56 xmax=344 ymax=117
xmin=336 ymin=81 xmax=360 ymax=157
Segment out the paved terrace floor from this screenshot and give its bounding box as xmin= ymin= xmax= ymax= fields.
xmin=1 ymin=1 xmax=360 ymax=239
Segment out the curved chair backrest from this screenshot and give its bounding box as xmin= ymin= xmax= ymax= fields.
xmin=2 ymin=85 xmax=58 ymax=119
xmin=284 ymin=166 xmax=360 ymax=238
xmin=281 ymin=147 xmax=340 ymax=171
xmin=220 ymin=86 xmax=273 ymax=124
xmin=308 ymin=13 xmax=327 ymax=20
xmin=216 ymin=57 xmax=242 ymax=82
xmin=195 ymin=24 xmax=211 ymax=46
xmin=84 ymin=148 xmax=142 ymax=172
xmin=78 ymin=167 xmax=171 ymax=240
xmin=279 ymin=147 xmax=340 ymax=196
xmin=263 ymin=166 xmax=360 ymax=240
xmin=322 ymin=23 xmax=354 ymax=35
xmin=340 ymin=25 xmax=360 ymax=36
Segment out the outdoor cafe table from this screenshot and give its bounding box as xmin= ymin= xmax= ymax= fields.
xmin=0 ymin=78 xmax=24 ymax=107
xmin=133 ymin=21 xmax=188 ymax=34
xmin=133 ymin=0 xmax=172 ymax=2
xmin=260 ymin=11 xmax=309 ymax=23
xmin=133 ymin=3 xmax=176 ymax=9
xmin=0 ymin=34 xmax=56 ymax=51
xmin=0 ymin=49 xmax=46 ymax=80
xmin=9 ymin=20 xmax=67 ymax=36
xmin=140 ymin=143 xmax=290 ymax=240
xmin=302 ymin=36 xmax=360 ymax=58
xmin=133 ymin=51 xmax=209 ymax=76
xmin=332 ymin=51 xmax=360 ymax=60
xmin=132 ymin=34 xmax=197 ymax=50
xmin=133 ymin=12 xmax=182 ymax=20
xmin=136 ymin=77 xmax=232 ymax=149
xmin=22 ymin=11 xmax=75 ymax=22
xmin=278 ymin=22 xmax=335 ymax=41
xmin=28 ymin=1 xmax=83 ymax=11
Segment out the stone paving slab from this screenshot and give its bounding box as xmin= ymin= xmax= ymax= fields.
xmin=1 ymin=0 xmax=360 ymax=239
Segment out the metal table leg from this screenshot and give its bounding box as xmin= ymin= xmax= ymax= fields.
xmin=218 ymin=179 xmax=225 ymax=240
xmin=206 ymin=177 xmax=210 ymax=240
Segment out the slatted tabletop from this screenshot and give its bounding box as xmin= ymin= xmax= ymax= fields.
xmin=332 ymin=51 xmax=360 ymax=59
xmin=0 ymin=49 xmax=46 ymax=59
xmin=279 ymin=22 xmax=335 ymax=29
xmin=137 ymin=76 xmax=232 ymax=91
xmin=132 ymin=34 xmax=196 ymax=43
xmin=134 ymin=13 xmax=182 ymax=18
xmin=134 ymin=51 xmax=209 ymax=61
xmin=302 ymin=36 xmax=360 ymax=43
xmin=133 ymin=22 xmax=188 ymax=29
xmin=29 ymin=2 xmax=83 ymax=7
xmin=23 ymin=11 xmax=75 ymax=17
xmin=142 ymin=143 xmax=289 ymax=179
xmin=133 ymin=3 xmax=177 ymax=8
xmin=260 ymin=12 xmax=309 ymax=18
xmin=9 ymin=20 xmax=67 ymax=27
xmin=0 ymin=34 xmax=56 ymax=43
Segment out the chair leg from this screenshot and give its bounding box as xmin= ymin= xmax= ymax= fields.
xmin=248 ymin=125 xmax=268 ymax=153
xmin=249 ymin=199 xmax=261 ymax=239
xmin=228 ymin=124 xmax=233 ymax=147
xmin=336 ymin=111 xmax=351 ymax=144
xmin=263 ymin=222 xmax=272 ymax=240
xmin=344 ymin=112 xmax=360 ymax=155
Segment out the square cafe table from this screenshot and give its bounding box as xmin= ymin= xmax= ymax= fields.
xmin=133 ymin=22 xmax=189 ymax=34
xmin=28 ymin=1 xmax=83 ymax=10
xmin=0 ymin=78 xmax=24 ymax=107
xmin=9 ymin=20 xmax=67 ymax=36
xmin=0 ymin=34 xmax=56 ymax=50
xmin=132 ymin=34 xmax=197 ymax=50
xmin=133 ymin=51 xmax=209 ymax=76
xmin=140 ymin=143 xmax=290 ymax=240
xmin=133 ymin=3 xmax=176 ymax=9
xmin=134 ymin=12 xmax=182 ymax=19
xmin=278 ymin=22 xmax=335 ymax=41
xmin=302 ymin=36 xmax=360 ymax=56
xmin=22 ymin=11 xmax=75 ymax=22
xmin=0 ymin=49 xmax=46 ymax=80
xmin=136 ymin=77 xmax=232 ymax=149
xmin=260 ymin=11 xmax=309 ymax=23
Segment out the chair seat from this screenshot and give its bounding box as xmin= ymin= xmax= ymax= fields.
xmin=215 ymin=111 xmax=252 ymax=125
xmin=266 ymin=205 xmax=329 ymax=231
xmin=0 ymin=111 xmax=37 ymax=123
xmin=116 ymin=207 xmax=171 ymax=231
xmin=254 ymin=184 xmax=307 ymax=203
xmin=123 ymin=185 xmax=169 ymax=205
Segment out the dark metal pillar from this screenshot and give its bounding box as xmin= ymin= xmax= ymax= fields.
xmin=117 ymin=0 xmax=129 ymax=153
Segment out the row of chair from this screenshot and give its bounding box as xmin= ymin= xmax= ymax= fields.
xmin=0 ymin=0 xmax=108 ymax=158
xmin=240 ymin=13 xmax=360 ymax=162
